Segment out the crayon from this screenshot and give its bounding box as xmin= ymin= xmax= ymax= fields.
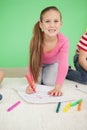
xmin=56 ymin=102 xmax=61 ymax=113
xmin=63 ymin=102 xmax=71 ymax=112
xmin=71 ymin=99 xmax=83 ymax=107
xmin=75 ymin=85 xmax=78 ymax=88
xmin=0 ymin=94 xmax=3 ymax=100
xmin=25 ymin=75 xmax=36 ymax=92
xmin=7 ymin=101 xmax=21 ymax=112
xmin=77 ymin=101 xmax=82 ymax=111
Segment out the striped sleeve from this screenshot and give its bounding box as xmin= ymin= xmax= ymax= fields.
xmin=77 ymin=32 xmax=87 ymax=51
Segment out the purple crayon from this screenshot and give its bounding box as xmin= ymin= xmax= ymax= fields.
xmin=7 ymin=101 xmax=21 ymax=112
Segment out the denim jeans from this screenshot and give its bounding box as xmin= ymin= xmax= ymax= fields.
xmin=66 ymin=54 xmax=87 ymax=84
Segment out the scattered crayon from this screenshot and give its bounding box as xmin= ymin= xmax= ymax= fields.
xmin=56 ymin=102 xmax=61 ymax=113
xmin=71 ymin=99 xmax=83 ymax=107
xmin=7 ymin=101 xmax=21 ymax=112
xmin=63 ymin=102 xmax=71 ymax=112
xmin=77 ymin=101 xmax=82 ymax=111
xmin=0 ymin=94 xmax=3 ymax=100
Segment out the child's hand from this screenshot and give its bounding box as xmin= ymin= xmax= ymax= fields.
xmin=48 ymin=84 xmax=63 ymax=96
xmin=26 ymin=85 xmax=35 ymax=94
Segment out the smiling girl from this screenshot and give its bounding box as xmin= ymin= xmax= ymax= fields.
xmin=26 ymin=6 xmax=69 ymax=96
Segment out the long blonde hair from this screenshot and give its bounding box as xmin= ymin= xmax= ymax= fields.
xmin=29 ymin=6 xmax=62 ymax=82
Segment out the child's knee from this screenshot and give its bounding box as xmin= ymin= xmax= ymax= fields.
xmin=43 ymin=79 xmax=55 ymax=86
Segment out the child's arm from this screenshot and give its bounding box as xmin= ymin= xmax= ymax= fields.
xmin=25 ymin=75 xmax=36 ymax=94
xmin=26 ymin=65 xmax=36 ymax=94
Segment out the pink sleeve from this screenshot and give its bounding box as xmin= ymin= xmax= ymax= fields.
xmin=56 ymin=40 xmax=69 ymax=85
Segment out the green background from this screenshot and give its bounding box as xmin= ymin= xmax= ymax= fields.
xmin=0 ymin=0 xmax=87 ymax=68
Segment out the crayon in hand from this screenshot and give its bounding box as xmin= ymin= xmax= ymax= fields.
xmin=25 ymin=75 xmax=36 ymax=92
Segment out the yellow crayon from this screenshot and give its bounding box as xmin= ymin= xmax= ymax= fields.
xmin=63 ymin=102 xmax=71 ymax=112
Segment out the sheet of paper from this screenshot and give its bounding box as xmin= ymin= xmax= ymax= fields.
xmin=15 ymin=84 xmax=76 ymax=104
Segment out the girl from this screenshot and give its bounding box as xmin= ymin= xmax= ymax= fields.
xmin=26 ymin=6 xmax=69 ymax=96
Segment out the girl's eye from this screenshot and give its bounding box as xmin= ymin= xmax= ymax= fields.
xmin=54 ymin=20 xmax=60 ymax=23
xmin=45 ymin=20 xmax=50 ymax=23
xmin=43 ymin=20 xmax=60 ymax=23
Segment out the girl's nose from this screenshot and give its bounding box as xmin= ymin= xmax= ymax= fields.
xmin=50 ymin=22 xmax=55 ymax=27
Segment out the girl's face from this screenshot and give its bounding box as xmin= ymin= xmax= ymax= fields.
xmin=39 ymin=10 xmax=62 ymax=37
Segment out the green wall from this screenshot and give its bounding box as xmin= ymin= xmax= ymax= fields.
xmin=0 ymin=0 xmax=87 ymax=67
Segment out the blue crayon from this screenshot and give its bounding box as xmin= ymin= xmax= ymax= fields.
xmin=56 ymin=102 xmax=61 ymax=113
xmin=0 ymin=94 xmax=3 ymax=100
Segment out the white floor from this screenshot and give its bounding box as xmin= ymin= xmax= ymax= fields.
xmin=0 ymin=78 xmax=87 ymax=130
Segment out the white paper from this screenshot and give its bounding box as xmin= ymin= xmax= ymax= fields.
xmin=15 ymin=84 xmax=76 ymax=104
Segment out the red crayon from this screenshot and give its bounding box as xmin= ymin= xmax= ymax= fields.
xmin=25 ymin=75 xmax=36 ymax=92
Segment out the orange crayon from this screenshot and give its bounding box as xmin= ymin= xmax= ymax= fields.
xmin=77 ymin=101 xmax=82 ymax=111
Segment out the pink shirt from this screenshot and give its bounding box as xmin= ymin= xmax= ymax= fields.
xmin=42 ymin=33 xmax=69 ymax=85
xmin=27 ymin=33 xmax=69 ymax=85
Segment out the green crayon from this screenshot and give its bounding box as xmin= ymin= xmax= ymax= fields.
xmin=56 ymin=102 xmax=61 ymax=113
xmin=71 ymin=99 xmax=83 ymax=107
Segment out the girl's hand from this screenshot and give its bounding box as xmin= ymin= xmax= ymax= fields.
xmin=48 ymin=84 xmax=63 ymax=96
xmin=26 ymin=85 xmax=35 ymax=94
xmin=26 ymin=80 xmax=36 ymax=94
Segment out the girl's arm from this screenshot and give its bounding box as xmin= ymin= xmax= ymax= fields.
xmin=56 ymin=39 xmax=69 ymax=84
xmin=48 ymin=40 xmax=69 ymax=96
xmin=26 ymin=65 xmax=36 ymax=94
